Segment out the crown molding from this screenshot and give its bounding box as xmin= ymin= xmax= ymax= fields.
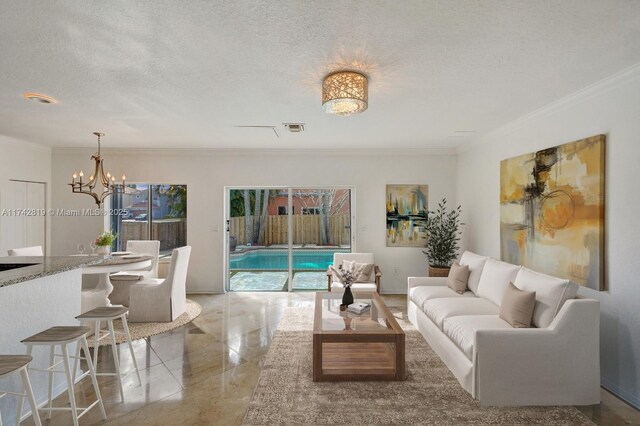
xmin=52 ymin=147 xmax=457 ymax=157
xmin=457 ymin=61 xmax=640 ymax=154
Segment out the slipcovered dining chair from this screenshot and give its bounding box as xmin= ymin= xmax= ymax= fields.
xmin=128 ymin=246 xmax=191 ymax=323
xmin=109 ymin=240 xmax=160 ymax=306
xmin=327 ymin=252 xmax=382 ymax=293
xmin=7 ymin=245 xmax=43 ymax=256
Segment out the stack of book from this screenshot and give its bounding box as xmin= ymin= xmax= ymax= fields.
xmin=347 ymin=302 xmax=370 ymax=315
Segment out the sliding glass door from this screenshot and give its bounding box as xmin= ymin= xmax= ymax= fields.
xmin=225 ymin=187 xmax=353 ymax=292
xmin=290 ymin=188 xmax=351 ymax=290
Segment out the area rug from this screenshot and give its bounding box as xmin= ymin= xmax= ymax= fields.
xmin=243 ymin=307 xmax=593 ymax=425
xmin=87 ymin=299 xmax=202 ymax=347
xmin=230 ymin=272 xmax=288 ymax=291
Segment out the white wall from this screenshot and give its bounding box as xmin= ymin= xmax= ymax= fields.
xmin=457 ymin=64 xmax=640 ymax=408
xmin=0 ymin=136 xmax=52 ymax=255
xmin=52 ymin=149 xmax=457 ymax=294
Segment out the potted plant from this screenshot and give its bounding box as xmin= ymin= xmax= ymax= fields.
xmin=94 ymin=231 xmax=117 ymax=255
xmin=422 ymin=198 xmax=463 ymax=277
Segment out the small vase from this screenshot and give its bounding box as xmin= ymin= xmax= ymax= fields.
xmin=96 ymin=246 xmax=110 ymax=255
xmin=342 ymin=286 xmax=354 ymax=306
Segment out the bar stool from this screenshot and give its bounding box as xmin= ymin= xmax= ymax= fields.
xmin=20 ymin=326 xmax=106 ymax=426
xmin=75 ymin=307 xmax=141 ymax=402
xmin=0 ymin=355 xmax=41 ymax=426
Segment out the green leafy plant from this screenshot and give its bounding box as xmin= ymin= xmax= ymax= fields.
xmin=422 ymin=198 xmax=463 ymax=267
xmin=95 ymin=231 xmax=117 ymax=247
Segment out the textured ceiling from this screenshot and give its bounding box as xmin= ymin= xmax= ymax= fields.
xmin=1 ymin=1 xmax=640 ymax=149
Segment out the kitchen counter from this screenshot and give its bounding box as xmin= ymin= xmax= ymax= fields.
xmin=0 ymin=255 xmax=105 ymax=287
xmin=0 ymin=254 xmax=114 ymax=424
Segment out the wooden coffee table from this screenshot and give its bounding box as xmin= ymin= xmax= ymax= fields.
xmin=313 ymin=291 xmax=405 ymax=381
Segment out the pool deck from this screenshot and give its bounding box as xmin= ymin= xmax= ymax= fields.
xmin=229 ymin=270 xmax=328 ymax=291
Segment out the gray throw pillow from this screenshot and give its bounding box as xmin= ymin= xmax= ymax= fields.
xmin=499 ymin=282 xmax=536 ymax=328
xmin=447 ymin=261 xmax=469 ymax=294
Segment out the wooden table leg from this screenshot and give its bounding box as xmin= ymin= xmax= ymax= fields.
xmin=313 ymin=334 xmax=322 ymax=382
xmin=396 ymin=333 xmax=405 ymax=380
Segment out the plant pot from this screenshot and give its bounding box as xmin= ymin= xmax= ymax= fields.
xmin=429 ymin=266 xmax=450 ymax=277
xmin=96 ymin=246 xmax=110 ymax=255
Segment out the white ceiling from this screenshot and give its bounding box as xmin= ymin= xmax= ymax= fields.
xmin=1 ymin=1 xmax=640 ymax=149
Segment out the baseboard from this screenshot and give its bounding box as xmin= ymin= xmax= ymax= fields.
xmin=187 ymin=291 xmax=224 ymax=295
xmin=601 ymin=377 xmax=640 ymax=410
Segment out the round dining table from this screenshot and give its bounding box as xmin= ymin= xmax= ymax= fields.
xmin=82 ymin=254 xmax=154 ymax=306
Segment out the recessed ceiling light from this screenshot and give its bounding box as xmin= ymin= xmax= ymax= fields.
xmin=23 ymin=92 xmax=58 ymax=104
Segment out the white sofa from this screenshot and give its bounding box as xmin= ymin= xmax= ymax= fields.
xmin=408 ymin=251 xmax=600 ymax=406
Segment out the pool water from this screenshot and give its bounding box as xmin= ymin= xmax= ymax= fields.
xmin=230 ymin=249 xmax=347 ymax=270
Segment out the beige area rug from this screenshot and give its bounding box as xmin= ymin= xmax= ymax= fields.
xmin=87 ymin=299 xmax=202 ymax=347
xmin=243 ymin=307 xmax=593 ymax=425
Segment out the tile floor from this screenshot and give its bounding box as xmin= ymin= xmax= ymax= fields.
xmin=21 ymin=292 xmax=640 ymax=425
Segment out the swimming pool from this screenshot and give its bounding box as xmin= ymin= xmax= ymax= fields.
xmin=229 ymin=249 xmax=348 ymax=270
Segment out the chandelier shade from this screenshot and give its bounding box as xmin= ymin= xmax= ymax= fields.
xmin=322 ymin=71 xmax=368 ymax=116
xmin=69 ymin=132 xmax=125 ymax=207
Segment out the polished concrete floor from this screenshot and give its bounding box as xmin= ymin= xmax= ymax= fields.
xmin=22 ymin=292 xmax=640 ymax=425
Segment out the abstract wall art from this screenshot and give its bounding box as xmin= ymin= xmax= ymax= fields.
xmin=386 ymin=184 xmax=428 ymax=247
xmin=500 ymin=135 xmax=605 ymax=290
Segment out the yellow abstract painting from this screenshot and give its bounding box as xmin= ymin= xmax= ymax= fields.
xmin=386 ymin=184 xmax=428 ymax=247
xmin=500 ymin=135 xmax=605 ymax=290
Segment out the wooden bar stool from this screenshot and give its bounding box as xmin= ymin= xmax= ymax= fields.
xmin=20 ymin=326 xmax=106 ymax=426
xmin=0 ymin=355 xmax=41 ymax=426
xmin=75 ymin=307 xmax=141 ymax=402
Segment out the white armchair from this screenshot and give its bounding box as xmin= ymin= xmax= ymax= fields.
xmin=128 ymin=246 xmax=191 ymax=323
xmin=109 ymin=240 xmax=160 ymax=306
xmin=327 ymin=252 xmax=382 ymax=293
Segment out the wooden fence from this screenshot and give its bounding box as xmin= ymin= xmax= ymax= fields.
xmin=229 ymin=215 xmax=350 ymax=246
xmin=121 ymin=219 xmax=187 ymax=251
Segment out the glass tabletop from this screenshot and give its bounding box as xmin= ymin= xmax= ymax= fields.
xmin=315 ymin=291 xmax=400 ymax=334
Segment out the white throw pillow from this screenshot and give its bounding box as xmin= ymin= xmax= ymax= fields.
xmin=459 ymin=251 xmax=490 ymax=295
xmin=475 ymin=259 xmax=521 ymax=307
xmin=513 ymin=267 xmax=578 ymax=328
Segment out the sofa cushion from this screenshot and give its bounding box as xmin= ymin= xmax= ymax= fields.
xmin=410 ymin=286 xmax=475 ymax=310
xmin=447 ymin=261 xmax=470 ymax=294
xmin=423 ymin=297 xmax=500 ymax=329
xmin=443 ymin=315 xmax=513 ymax=360
xmin=513 ymin=267 xmax=578 ymax=328
xmin=475 ymin=259 xmax=521 ymax=307
xmin=499 ymin=282 xmax=536 ymax=328
xmin=459 ymin=251 xmax=490 ymax=295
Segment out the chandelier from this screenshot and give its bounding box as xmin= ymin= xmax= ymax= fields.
xmin=69 ymin=132 xmax=125 ymax=207
xmin=322 ymin=71 xmax=368 ymax=116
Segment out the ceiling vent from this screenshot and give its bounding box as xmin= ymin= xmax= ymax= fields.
xmin=283 ymin=123 xmax=305 ymax=133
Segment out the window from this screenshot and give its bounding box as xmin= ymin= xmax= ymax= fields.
xmin=278 ymin=206 xmax=295 ymax=215
xmin=111 ymin=184 xmax=187 ymax=257
xmin=302 ymin=207 xmax=320 ymax=215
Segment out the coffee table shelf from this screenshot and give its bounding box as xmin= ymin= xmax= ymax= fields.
xmin=313 ymin=291 xmax=405 ymax=382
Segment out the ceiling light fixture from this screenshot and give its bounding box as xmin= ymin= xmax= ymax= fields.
xmin=322 ymin=71 xmax=368 ymax=116
xmin=23 ymin=92 xmax=58 ymax=104
xmin=69 ymin=132 xmax=126 ymax=207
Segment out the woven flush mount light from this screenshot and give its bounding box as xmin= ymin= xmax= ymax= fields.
xmin=321 ymin=71 xmax=368 ymax=116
